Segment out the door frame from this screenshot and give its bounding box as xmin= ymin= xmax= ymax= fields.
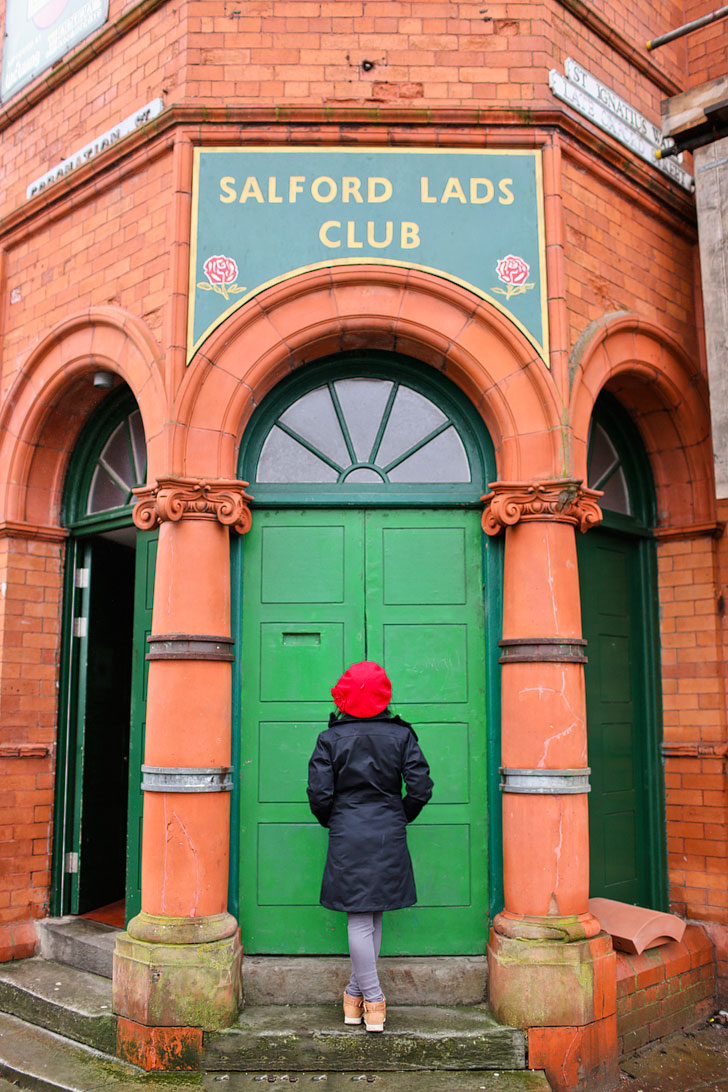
xmin=229 ymin=351 xmax=506 ymax=926
xmin=52 ymin=387 xmax=148 ymax=920
xmin=579 ymin=392 xmax=667 ymax=910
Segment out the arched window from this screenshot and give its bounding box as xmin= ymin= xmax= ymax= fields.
xmin=241 ymin=354 xmax=488 ymax=505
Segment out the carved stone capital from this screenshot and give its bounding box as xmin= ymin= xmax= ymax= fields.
xmin=132 ymin=477 xmax=253 ymax=534
xmin=481 ymin=479 xmax=603 ymax=536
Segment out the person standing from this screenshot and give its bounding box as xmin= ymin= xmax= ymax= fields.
xmin=307 ymin=660 xmax=433 ymax=1032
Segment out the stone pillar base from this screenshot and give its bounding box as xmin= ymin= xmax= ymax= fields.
xmin=116 ymin=1017 xmax=203 ymax=1071
xmin=112 ymin=913 xmax=242 ymax=1031
xmin=488 ymin=929 xmax=617 ymax=1092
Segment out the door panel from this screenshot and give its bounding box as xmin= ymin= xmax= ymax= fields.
xmin=239 ymin=508 xmax=487 ymax=954
xmin=578 ymin=528 xmax=646 ymax=904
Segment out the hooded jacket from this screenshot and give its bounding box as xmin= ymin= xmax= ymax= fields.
xmin=307 ymin=712 xmax=433 ymax=912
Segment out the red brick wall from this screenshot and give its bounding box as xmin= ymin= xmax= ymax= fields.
xmin=616 ymin=925 xmax=715 ymax=1056
xmin=0 ymin=533 xmax=64 ymax=954
xmin=684 ymin=0 xmax=728 ymax=87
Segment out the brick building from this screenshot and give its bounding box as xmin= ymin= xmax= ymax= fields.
xmin=0 ymin=2 xmax=726 ymax=1090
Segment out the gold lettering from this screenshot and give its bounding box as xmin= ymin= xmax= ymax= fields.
xmin=219 ymin=176 xmax=237 ymax=203
xmin=289 ymin=176 xmax=306 ymax=202
xmin=420 ymin=176 xmax=437 ymax=203
xmin=368 ymin=177 xmax=393 ymax=203
xmin=268 ymin=177 xmax=282 ymax=203
xmin=239 ymin=176 xmax=264 ymax=203
xmin=342 ymin=176 xmax=364 ymax=203
xmin=401 ymin=222 xmax=420 ymax=248
xmin=346 ymin=221 xmax=363 ymax=248
xmin=441 ymin=177 xmax=467 ymax=204
xmin=366 ymin=221 xmax=393 ymax=248
xmin=498 ymin=178 xmax=514 ymax=204
xmin=470 ymin=178 xmax=494 ymax=203
xmin=319 ymin=221 xmax=341 ymax=247
xmin=312 ymin=176 xmax=338 ymax=202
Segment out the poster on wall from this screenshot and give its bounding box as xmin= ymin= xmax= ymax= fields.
xmin=188 ymin=148 xmax=549 ymax=366
xmin=1 ymin=0 xmax=109 ymax=101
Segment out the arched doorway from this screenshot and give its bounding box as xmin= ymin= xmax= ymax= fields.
xmin=53 ymin=386 xmax=154 ymax=923
xmin=578 ymin=392 xmax=666 ymax=909
xmin=233 ymin=351 xmax=500 ymax=955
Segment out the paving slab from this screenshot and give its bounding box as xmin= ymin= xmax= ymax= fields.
xmin=205 ymin=1005 xmax=525 ymax=1072
xmin=36 ymin=919 xmax=118 ymax=980
xmin=0 ymin=956 xmax=115 ymax=1054
xmin=619 ymin=1020 xmax=728 ymax=1092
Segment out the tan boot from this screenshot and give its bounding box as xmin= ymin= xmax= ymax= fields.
xmin=363 ymin=997 xmax=386 ymax=1032
xmin=343 ymin=991 xmax=364 ymax=1025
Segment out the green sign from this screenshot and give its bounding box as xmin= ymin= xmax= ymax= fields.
xmin=188 ymin=148 xmax=548 ymax=365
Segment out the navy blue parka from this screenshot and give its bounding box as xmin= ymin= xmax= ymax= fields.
xmin=307 ymin=712 xmax=433 ymax=912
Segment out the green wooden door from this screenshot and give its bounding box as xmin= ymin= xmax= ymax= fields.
xmin=239 ymin=507 xmax=487 ymax=954
xmin=579 ymin=527 xmax=647 ymax=904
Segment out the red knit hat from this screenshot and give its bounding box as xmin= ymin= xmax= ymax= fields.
xmin=331 ymin=660 xmax=392 ymax=718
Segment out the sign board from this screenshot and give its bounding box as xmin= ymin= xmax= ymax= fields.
xmin=188 ymin=148 xmax=549 ymax=365
xmin=26 ymin=99 xmax=164 ymax=199
xmin=1 ymin=0 xmax=109 ymax=101
xmin=550 ymin=59 xmax=694 ymax=192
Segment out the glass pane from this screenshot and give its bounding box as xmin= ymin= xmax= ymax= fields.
xmin=100 ymin=422 xmax=133 ymax=488
xmin=599 ymin=470 xmax=631 ymax=515
xmin=334 ymin=379 xmax=393 ymax=462
xmin=257 ymin=426 xmax=339 ymax=483
xmin=343 ymin=467 xmax=384 ymax=483
xmin=279 ymin=386 xmax=349 ymax=467
xmin=88 ymin=466 xmax=128 ymax=512
xmin=376 ymin=386 xmax=447 ymax=467
xmin=128 ymin=411 xmax=146 ymax=485
xmin=589 ymin=422 xmax=619 ymax=488
xmin=388 ymin=426 xmax=471 ymax=482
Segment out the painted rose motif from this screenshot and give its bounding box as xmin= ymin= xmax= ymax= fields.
xmin=197 ymin=255 xmax=246 ymax=301
xmin=493 ymin=254 xmax=535 ymax=301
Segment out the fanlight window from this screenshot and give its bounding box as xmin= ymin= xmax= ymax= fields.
xmin=256 ymin=379 xmax=471 ymax=484
xmin=587 ymin=420 xmax=630 ymax=516
xmin=87 ymin=410 xmax=146 ymax=514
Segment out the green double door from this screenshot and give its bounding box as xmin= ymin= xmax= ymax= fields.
xmin=239 ymin=508 xmax=488 ymax=955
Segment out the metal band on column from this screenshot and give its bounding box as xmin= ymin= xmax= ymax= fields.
xmin=141 ymin=765 xmax=233 ymax=792
xmin=500 ymin=767 xmax=591 ymax=794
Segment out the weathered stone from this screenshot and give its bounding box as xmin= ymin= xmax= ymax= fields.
xmin=201 ymin=1072 xmax=551 ymax=1091
xmin=204 ymin=1004 xmax=525 ymax=1072
xmin=36 ymin=917 xmax=117 ymax=979
xmin=113 ymin=929 xmax=242 ymax=1030
xmin=243 ymin=956 xmax=487 ymax=1006
xmin=0 ymin=956 xmax=116 ymax=1054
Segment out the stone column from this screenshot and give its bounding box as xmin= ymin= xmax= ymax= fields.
xmin=483 ymin=480 xmax=618 ymax=1092
xmin=113 ymin=476 xmax=252 ymax=1071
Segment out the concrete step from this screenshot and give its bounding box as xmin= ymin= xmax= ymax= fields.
xmin=0 ymin=957 xmax=116 ymax=1054
xmin=205 ymin=1004 xmax=526 ymax=1073
xmin=36 ymin=918 xmax=118 ymax=979
xmin=243 ymin=956 xmax=487 ymax=1006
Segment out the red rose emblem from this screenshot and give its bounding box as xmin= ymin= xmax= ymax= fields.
xmin=203 ymin=255 xmax=239 ymax=286
xmin=496 ymin=255 xmax=530 ymax=286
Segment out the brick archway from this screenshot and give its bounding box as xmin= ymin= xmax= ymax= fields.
xmin=176 ymin=265 xmax=563 ymax=482
xmin=0 ymin=308 xmax=165 ymax=528
xmin=569 ymin=313 xmax=715 ymax=529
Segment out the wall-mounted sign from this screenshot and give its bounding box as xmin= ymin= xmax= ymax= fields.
xmin=188 ymin=148 xmax=549 ymax=365
xmin=549 ymin=59 xmax=694 ymax=192
xmin=1 ymin=0 xmax=109 ymax=101
xmin=26 ymin=99 xmax=164 ymax=200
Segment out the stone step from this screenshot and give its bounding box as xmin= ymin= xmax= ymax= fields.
xmin=243 ymin=956 xmax=487 ymax=1006
xmin=202 ymin=1074 xmax=551 ymax=1091
xmin=36 ymin=918 xmax=118 ymax=979
xmin=205 ymin=1004 xmax=526 ymax=1073
xmin=0 ymin=957 xmax=116 ymax=1054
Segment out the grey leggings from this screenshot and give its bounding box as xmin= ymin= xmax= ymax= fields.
xmin=345 ymin=911 xmax=384 ymax=1002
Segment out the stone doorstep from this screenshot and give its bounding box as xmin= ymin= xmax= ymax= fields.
xmin=0 ymin=956 xmax=116 ymax=1055
xmin=205 ymin=1004 xmax=526 ymax=1072
xmin=200 ymin=1074 xmax=551 ymax=1091
xmin=35 ymin=917 xmax=118 ymax=980
xmin=244 ymin=956 xmax=487 ymax=1006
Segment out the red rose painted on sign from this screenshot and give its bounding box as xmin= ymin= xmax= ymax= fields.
xmin=492 ymin=254 xmax=535 ymax=301
xmin=197 ymin=255 xmax=246 ymax=301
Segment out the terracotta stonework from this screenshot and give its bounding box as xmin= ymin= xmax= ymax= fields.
xmin=481 ymin=479 xmax=604 ymax=536
xmin=132 ymin=477 xmax=253 ymax=535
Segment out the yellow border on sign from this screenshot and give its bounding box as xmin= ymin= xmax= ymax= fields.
xmin=187 ymin=147 xmax=550 ymax=367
